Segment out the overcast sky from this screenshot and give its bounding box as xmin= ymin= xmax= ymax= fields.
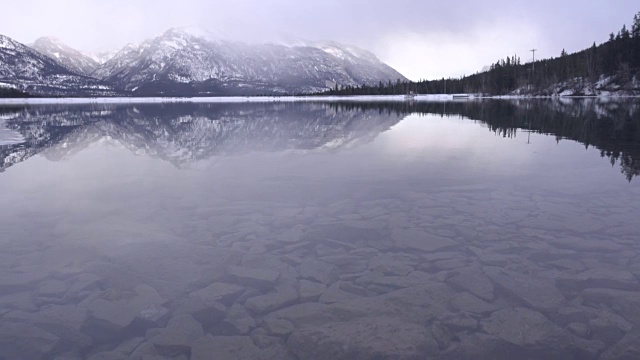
xmin=1 ymin=0 xmax=637 ymax=80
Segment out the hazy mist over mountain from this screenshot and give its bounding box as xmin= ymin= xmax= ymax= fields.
xmin=0 ymin=1 xmax=637 ymax=80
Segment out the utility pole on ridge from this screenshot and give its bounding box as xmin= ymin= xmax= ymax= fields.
xmin=530 ymin=49 xmax=537 ymax=72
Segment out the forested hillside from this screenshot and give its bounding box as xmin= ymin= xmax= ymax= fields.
xmin=321 ymin=12 xmax=640 ymax=96
xmin=0 ymin=87 xmax=31 ymax=98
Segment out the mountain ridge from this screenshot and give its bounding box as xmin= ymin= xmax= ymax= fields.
xmin=0 ymin=34 xmax=119 ymax=97
xmin=0 ymin=30 xmax=407 ymax=97
xmin=31 ymin=37 xmax=100 ymax=76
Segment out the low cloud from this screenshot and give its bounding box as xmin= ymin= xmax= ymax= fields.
xmin=0 ymin=0 xmax=637 ymax=80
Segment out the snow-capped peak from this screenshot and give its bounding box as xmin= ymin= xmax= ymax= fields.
xmin=88 ymin=50 xmax=118 ymax=65
xmin=0 ymin=33 xmax=118 ymax=96
xmin=30 ymin=36 xmax=99 ymax=76
xmin=163 ymin=26 xmax=232 ymax=42
xmin=2 ymin=29 xmax=406 ymax=97
xmin=0 ymin=34 xmax=19 ymax=50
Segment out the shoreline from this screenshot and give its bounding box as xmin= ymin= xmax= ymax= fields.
xmin=0 ymin=94 xmax=639 ymax=105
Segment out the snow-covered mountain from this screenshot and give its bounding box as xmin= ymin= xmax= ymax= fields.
xmin=0 ymin=34 xmax=119 ymax=96
xmin=0 ymin=103 xmax=404 ymax=171
xmin=88 ymin=50 xmax=118 ymax=65
xmin=93 ymin=28 xmax=407 ymax=96
xmin=30 ymin=37 xmax=100 ymax=76
xmin=0 ymin=29 xmax=407 ymax=96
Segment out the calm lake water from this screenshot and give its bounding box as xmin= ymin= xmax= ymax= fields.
xmin=0 ymin=99 xmax=639 ymax=360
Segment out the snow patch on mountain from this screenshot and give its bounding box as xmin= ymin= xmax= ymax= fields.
xmin=31 ymin=37 xmax=100 ymax=76
xmin=0 ymin=34 xmax=119 ymax=96
xmin=88 ymin=50 xmax=118 ymax=65
xmin=92 ymin=28 xmax=407 ymax=96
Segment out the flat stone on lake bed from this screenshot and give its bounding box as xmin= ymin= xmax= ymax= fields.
xmin=392 ymin=228 xmax=457 ymax=252
xmin=191 ymin=335 xmax=294 ymax=360
xmin=263 ymin=318 xmax=295 ymax=336
xmin=549 ymin=236 xmax=622 ymax=252
xmin=484 ymin=267 xmax=566 ymax=311
xmin=298 ymin=260 xmax=337 ymax=285
xmin=482 ymin=307 xmax=573 ymax=349
xmin=450 ymin=292 xmax=502 ymax=315
xmin=227 ymin=266 xmax=279 ymax=290
xmin=190 ymin=282 xmax=246 ymax=304
xmin=581 ymin=288 xmax=640 ymax=325
xmin=287 ymin=317 xmax=439 ymax=360
xmin=244 ymin=287 xmax=298 ymax=314
xmin=298 ymin=280 xmax=327 ymax=302
xmin=152 ymin=314 xmax=204 ymax=357
xmin=448 ymin=267 xmax=495 ymax=301
xmin=83 ymin=285 xmax=169 ymax=342
xmin=0 ymin=322 xmax=61 ymax=360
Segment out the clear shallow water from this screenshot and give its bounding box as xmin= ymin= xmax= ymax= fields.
xmin=0 ymin=99 xmax=639 ymax=360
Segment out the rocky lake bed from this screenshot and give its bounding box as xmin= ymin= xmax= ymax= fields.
xmin=1 ymin=186 xmax=639 ymax=360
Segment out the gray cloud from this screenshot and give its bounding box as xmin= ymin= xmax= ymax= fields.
xmin=1 ymin=0 xmax=637 ymax=80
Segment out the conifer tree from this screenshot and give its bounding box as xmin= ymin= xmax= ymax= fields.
xmin=632 ymin=13 xmax=640 ymax=38
xmin=621 ymin=25 xmax=631 ymax=39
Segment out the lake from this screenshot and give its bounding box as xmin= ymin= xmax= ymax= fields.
xmin=0 ymin=99 xmax=639 ymax=360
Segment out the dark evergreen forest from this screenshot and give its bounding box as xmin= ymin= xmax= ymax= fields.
xmin=0 ymin=87 xmax=31 ymax=98
xmin=320 ymin=12 xmax=640 ymax=96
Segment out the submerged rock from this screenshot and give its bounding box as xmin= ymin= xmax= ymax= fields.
xmin=86 ymin=337 xmax=144 ymax=360
xmin=227 ymin=266 xmax=280 ymax=290
xmin=556 ymin=268 xmax=640 ymax=293
xmin=484 ymin=267 xmax=566 ymax=311
xmin=297 ymin=279 xmax=326 ymax=302
xmin=450 ymin=292 xmax=502 ymax=315
xmin=328 ymin=282 xmax=455 ymax=324
xmin=5 ymin=304 xmax=92 ymax=351
xmin=152 ymin=314 xmax=204 ymax=357
xmin=189 ymin=282 xmax=246 ymax=305
xmin=439 ymin=333 xmax=522 ymax=360
xmin=588 ymin=310 xmax=633 ymax=346
xmin=263 ymin=318 xmax=295 ymax=336
xmin=0 ymin=322 xmax=62 ymax=360
xmin=38 ymin=280 xmax=70 ymax=298
xmin=287 ymin=317 xmax=439 ymax=360
xmin=219 ymin=303 xmax=256 ymax=335
xmin=448 ymin=267 xmax=495 ymax=301
xmin=599 ymin=327 xmax=640 ymax=360
xmin=82 ymin=285 xmax=169 ymax=342
xmin=263 ymin=303 xmax=333 ymax=327
xmin=244 ymin=285 xmax=298 ymax=314
xmin=392 ymin=228 xmax=457 ymax=253
xmin=191 ymin=335 xmax=294 ymax=360
xmin=581 ymin=288 xmax=640 ymax=325
xmin=481 ymin=307 xmax=577 ymax=358
xmin=174 ymin=296 xmax=227 ymax=330
xmin=549 ymin=236 xmax=622 ymax=252
xmin=565 ymin=322 xmax=590 ymax=339
xmin=319 ymin=281 xmax=363 ymax=304
xmin=299 ymin=260 xmax=338 ymax=285
xmin=368 ymin=253 xmax=415 ymax=276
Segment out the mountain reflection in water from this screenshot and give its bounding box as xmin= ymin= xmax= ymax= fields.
xmin=0 ymin=99 xmax=639 ymax=360
xmin=1 ymin=99 xmax=639 ymax=180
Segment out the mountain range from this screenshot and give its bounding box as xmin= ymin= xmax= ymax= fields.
xmin=0 ymin=35 xmax=119 ymax=97
xmin=0 ymin=29 xmax=406 ymax=97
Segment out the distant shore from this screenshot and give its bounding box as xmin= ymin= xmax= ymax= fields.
xmin=1 ymin=93 xmax=640 ymax=105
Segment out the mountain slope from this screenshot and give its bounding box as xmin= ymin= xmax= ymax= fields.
xmin=94 ymin=28 xmax=407 ymax=96
xmin=0 ymin=34 xmax=118 ymax=96
xmin=31 ymin=37 xmax=100 ymax=76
